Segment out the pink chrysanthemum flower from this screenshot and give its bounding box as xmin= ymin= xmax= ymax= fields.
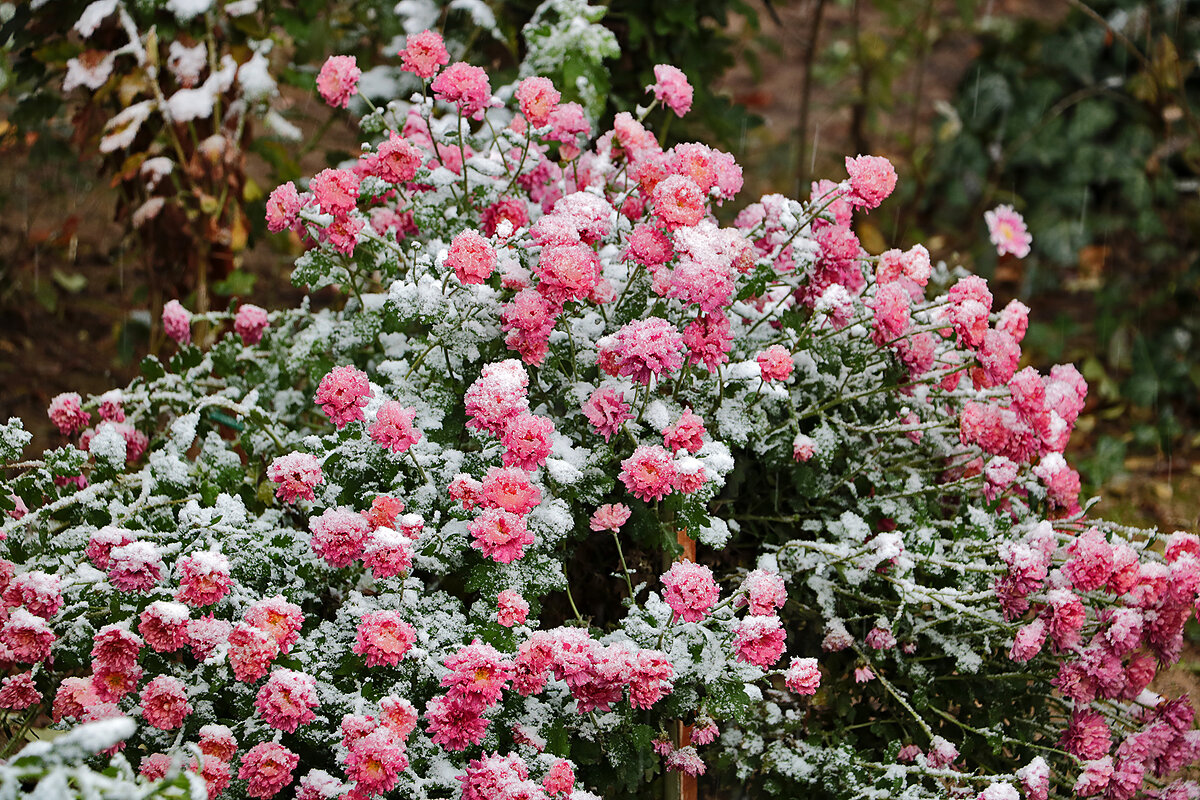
xmin=1064 ymin=527 xmax=1114 ymax=592
xmin=756 ymin=345 xmax=794 ymax=383
xmin=228 ymin=621 xmax=279 ymax=683
xmin=736 ymin=569 xmax=787 ymax=615
xmin=380 ymin=695 xmax=419 ymax=739
xmin=4 ymin=570 xmax=62 ymax=618
xmin=459 ymin=753 xmax=544 ymax=800
xmin=583 ymin=387 xmax=632 ymax=442
xmin=648 ymin=64 xmax=693 ymax=117
xmin=363 ymin=494 xmax=405 ymax=530
xmin=362 ymin=527 xmax=414 ymax=579
xmin=0 ymin=672 xmax=40 ymax=710
xmin=865 ymin=626 xmax=897 ymax=650
xmin=140 ymin=675 xmax=191 ymax=730
xmin=162 ymin=299 xmax=192 ymax=345
xmin=139 ymin=753 xmax=172 ymax=781
xmin=369 ymin=401 xmax=422 ymax=454
xmin=52 ymin=677 xmax=97 ymax=722
xmin=372 ymin=131 xmax=423 ymax=185
xmin=691 ymin=719 xmax=719 ymax=746
xmin=175 ymin=550 xmax=233 ymax=607
xmin=431 ymin=62 xmax=493 ymax=120
xmin=400 ymin=30 xmax=449 ymax=79
xmin=598 ymin=318 xmax=685 ymax=386
xmin=90 ymin=624 xmax=142 ymax=671
xmin=628 ymin=648 xmax=674 ymax=709
xmin=589 ymin=503 xmax=632 ymax=533
xmin=1073 ymin=757 xmax=1113 ymax=798
xmin=666 ymin=746 xmax=706 ymax=776
xmin=138 ymin=600 xmax=190 ymax=653
xmin=497 ymin=589 xmax=530 ymax=627
xmin=1060 ymin=709 xmax=1112 ymax=760
xmin=309 ymin=506 xmax=370 ymax=568
xmin=464 ymin=360 xmax=530 ymax=437
xmin=235 ymin=303 xmax=270 ymax=345
xmin=316 ymin=55 xmax=360 ymax=109
xmin=256 ymin=668 xmax=319 ymax=733
xmin=267 ymin=452 xmax=324 ymax=504
xmin=187 ymin=615 xmax=232 ymax=661
xmin=353 ymin=610 xmax=416 ymax=667
xmin=315 ymin=365 xmax=372 ymax=429
xmin=844 ymin=154 xmax=897 ymax=210
xmin=785 ymin=657 xmax=821 ymax=695
xmin=535 ymin=243 xmax=601 ymax=305
xmin=425 ymin=691 xmax=490 ymax=751
xmin=500 ymin=412 xmax=555 ymax=471
xmin=344 ymin=726 xmax=409 ymax=796
xmin=469 ymin=507 xmax=535 ymax=564
xmin=199 ymin=723 xmax=238 ymax=762
xmin=245 ymin=595 xmax=304 ymax=654
xmin=92 ymin=662 xmax=142 ymax=702
xmin=309 ymin=168 xmax=359 ymax=217
xmin=1008 ymin=618 xmax=1046 ymax=662
xmin=481 ymin=466 xmax=542 ymax=515
xmin=516 ymin=76 xmax=560 ymax=127
xmin=620 ymin=445 xmax=677 ymax=502
xmin=661 ymin=561 xmax=719 ymax=623
xmin=442 ymin=640 xmax=514 ymax=706
xmin=732 ymin=614 xmax=786 ymax=667
xmin=107 ymin=541 xmax=164 ymax=593
xmin=48 ymin=392 xmax=90 ymax=435
xmin=265 ymin=181 xmax=302 ymax=233
xmin=985 ymin=204 xmax=1032 ymax=258
xmin=652 ymin=174 xmax=705 ymax=229
xmin=238 ymin=742 xmax=299 ymax=799
xmin=449 ymin=474 xmax=485 ymax=510
xmin=543 ymin=759 xmax=575 ymax=796
xmin=447 ymin=230 xmax=497 ymax=285
xmin=663 ymin=409 xmax=706 ymax=454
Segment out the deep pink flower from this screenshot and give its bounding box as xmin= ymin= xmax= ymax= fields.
xmin=48 ymin=392 xmax=90 ymax=436
xmin=400 ymin=30 xmax=449 ymax=79
xmin=238 ymin=742 xmax=299 ymax=799
xmin=138 ymin=600 xmax=189 ymax=653
xmin=199 ymin=723 xmax=238 ymax=762
xmin=316 ymin=55 xmax=360 ymax=108
xmin=599 ymin=318 xmax=685 ymax=386
xmin=583 ymin=387 xmax=632 ymax=442
xmin=107 ymin=541 xmax=164 ymax=593
xmin=543 ymin=759 xmax=575 ymax=796
xmin=663 ymin=409 xmax=706 ymax=454
xmin=652 ymin=174 xmax=705 ymax=229
xmin=497 ymin=590 xmax=530 ymax=627
xmin=363 ymin=527 xmax=415 ymax=579
xmin=481 ymin=466 xmax=541 ymax=515
xmin=245 ymin=595 xmax=304 ymax=654
xmin=309 ymin=506 xmax=370 ymax=568
xmin=3 ymin=570 xmax=62 ymax=618
xmin=648 ymin=64 xmax=693 ymax=117
xmin=661 ymin=561 xmax=718 ymax=623
xmin=737 ymin=568 xmax=787 ymax=615
xmin=265 ymin=181 xmax=302 ymax=233
xmin=535 ymin=243 xmax=601 ymax=305
xmin=448 ymin=230 xmax=496 ymax=285
xmin=500 ymin=412 xmax=554 ymax=471
xmin=426 ymin=692 xmax=490 ymax=751
xmin=516 ymin=76 xmax=560 ymax=127
xmin=344 ymin=726 xmax=408 ymax=796
xmin=464 ymin=360 xmax=530 ymax=437
xmin=0 ymin=672 xmax=40 ymax=710
xmin=844 ymin=154 xmax=897 ymax=210
xmin=1008 ymin=618 xmax=1046 ymax=662
xmin=175 ymin=550 xmax=233 ymax=606
xmin=228 ymin=621 xmax=279 ymax=683
xmin=1073 ymin=757 xmax=1113 ymax=797
xmin=380 ymin=695 xmax=419 ymax=739
xmin=666 ymin=746 xmax=706 ymax=776
xmin=140 ymin=675 xmax=191 ymax=730
xmin=756 ymin=345 xmax=794 ymax=383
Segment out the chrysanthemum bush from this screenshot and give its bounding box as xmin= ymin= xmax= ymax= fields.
xmin=2 ymin=30 xmax=1199 ymax=800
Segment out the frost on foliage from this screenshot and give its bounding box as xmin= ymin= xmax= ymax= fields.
xmin=0 ymin=418 xmax=31 ymax=462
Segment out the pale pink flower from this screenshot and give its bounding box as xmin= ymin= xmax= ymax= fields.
xmin=309 ymin=506 xmax=370 ymax=568
xmin=459 ymin=753 xmax=541 ymax=800
xmin=86 ymin=528 xmax=131 ymax=570
xmin=648 ymin=64 xmax=693 ymax=117
xmin=48 ymin=392 xmax=90 ymax=435
xmin=265 ymin=181 xmax=302 ymax=233
xmin=598 ymin=318 xmax=685 ymax=385
xmin=369 ymin=401 xmax=422 ymax=453
xmin=228 ymin=621 xmax=279 ymax=683
xmin=353 ymin=610 xmax=416 ymax=667
xmin=535 ymin=243 xmax=601 ymax=305
xmin=431 ymin=62 xmax=493 ymax=120
xmin=380 ymin=695 xmax=419 ymax=739
xmin=362 ymin=527 xmax=414 ymax=579
xmin=309 ymin=168 xmax=360 ymax=216
xmin=481 ymin=466 xmax=541 ymax=515
xmin=785 ymin=657 xmax=821 ymax=695
xmin=469 ymin=507 xmax=535 ymax=564
xmin=620 ymin=445 xmax=677 ymax=502
xmin=140 ymin=675 xmax=191 ymax=730
xmin=162 ymin=299 xmax=192 ymax=344
xmin=238 ymin=742 xmax=299 ymax=799
xmin=448 ymin=230 xmax=496 ymax=285
xmin=516 ymin=76 xmax=560 ymax=126
xmin=543 ymin=759 xmax=575 ymax=796
xmin=295 ymin=770 xmax=342 ymax=800
xmin=691 ymin=719 xmax=719 ymax=745
xmin=756 ymin=345 xmax=794 ymax=382
xmin=583 ymin=387 xmax=632 ymax=442
xmin=316 ymin=55 xmax=360 ymax=108
xmin=497 ymin=590 xmax=530 ymax=628
xmin=52 ymin=677 xmax=98 ymax=722
xmin=245 ymin=595 xmax=304 ymax=654
xmin=662 ymin=561 xmax=719 ymax=623
xmin=663 ymin=409 xmax=706 ymax=454
xmin=985 ymin=204 xmax=1032 ymax=258
xmin=344 ymin=726 xmax=408 ymax=796
xmin=1016 ymin=757 xmax=1050 ymax=800
xmin=199 ymin=723 xmax=238 ymax=762
xmin=267 ymin=452 xmax=324 ymax=504
xmin=590 ymin=503 xmax=632 ymax=533
xmin=792 ymin=433 xmax=816 ymax=462
xmin=865 ymin=626 xmax=896 ymax=650
xmin=652 ymin=174 xmax=705 ymax=228
xmin=372 ymin=131 xmax=423 ymax=184
xmin=737 ymin=569 xmax=787 ymax=615
xmin=464 ymin=360 xmax=530 ymax=437
xmin=665 ymin=746 xmax=706 ymax=776
xmin=1073 ymin=757 xmax=1113 ymax=797
xmin=1008 ymin=618 xmax=1046 ymax=662
xmin=400 ymin=30 xmax=449 ymax=79
xmin=256 ymin=668 xmax=319 ymax=732
xmin=844 ymin=154 xmax=897 ymax=210
xmin=107 ymin=541 xmax=164 ymax=593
